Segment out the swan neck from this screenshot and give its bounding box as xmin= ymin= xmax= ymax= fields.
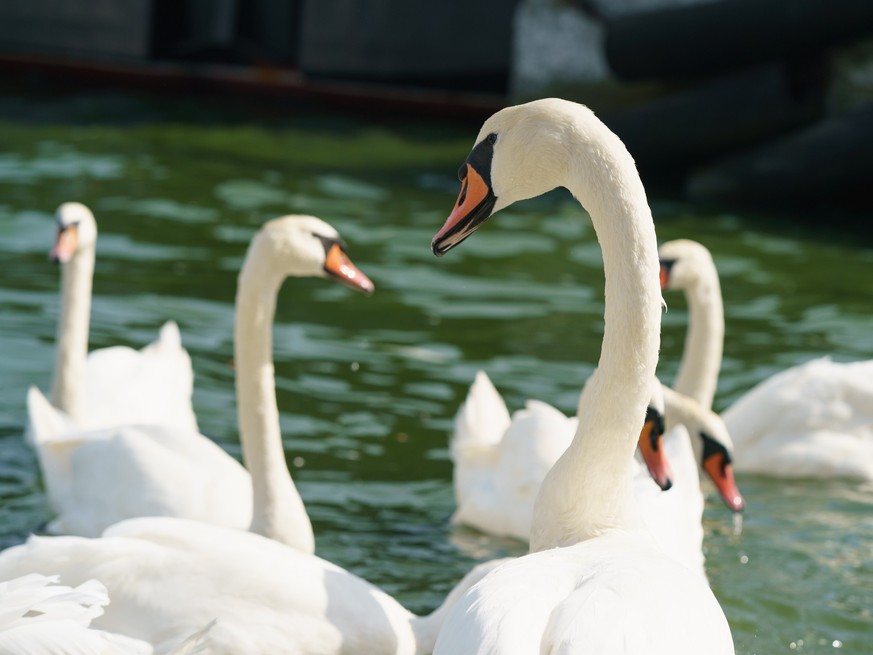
xmin=235 ymin=250 xmax=314 ymax=554
xmin=529 ymin=124 xmax=661 ymax=552
xmin=673 ymin=276 xmax=723 ymax=409
xmin=50 ymin=245 xmax=94 ymax=423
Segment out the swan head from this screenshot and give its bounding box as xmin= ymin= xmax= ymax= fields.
xmin=253 ymin=215 xmax=374 ymax=294
xmin=637 ymin=391 xmax=674 ymax=492
xmin=432 ymin=99 xmax=588 ymax=256
xmin=658 ymin=239 xmax=716 ymax=292
xmin=51 ymin=202 xmax=97 ymax=264
xmin=658 ymin=385 xmax=744 ymax=511
xmin=684 ymin=407 xmax=745 ymax=512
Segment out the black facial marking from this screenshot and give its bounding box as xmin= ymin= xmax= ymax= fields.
xmin=314 ymin=233 xmax=347 ymax=255
xmin=700 ymin=431 xmax=732 ymax=471
xmin=431 ymin=133 xmax=499 ymax=256
xmin=465 ymin=132 xmax=498 ymax=188
xmin=660 ymin=258 xmax=676 ymax=274
xmin=645 ymin=405 xmax=666 ymax=451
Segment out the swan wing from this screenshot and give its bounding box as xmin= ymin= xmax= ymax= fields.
xmin=434 ymin=534 xmax=732 ymax=655
xmin=37 ymin=424 xmax=251 ymax=537
xmin=452 ymin=397 xmax=575 ymax=540
xmin=84 ymin=322 xmax=198 ymax=435
xmin=724 ymin=357 xmax=873 ymax=478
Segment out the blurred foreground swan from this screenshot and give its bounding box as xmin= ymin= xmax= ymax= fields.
xmin=28 ymin=202 xmax=197 ymax=439
xmin=0 ymin=573 xmax=210 ymax=654
xmin=27 ymin=215 xmax=373 ymax=552
xmin=0 ymin=517 xmax=508 ymax=655
xmin=660 ymin=239 xmax=873 ymax=479
xmin=430 ymin=98 xmax=733 ymax=654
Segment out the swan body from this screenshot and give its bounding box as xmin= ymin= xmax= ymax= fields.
xmin=0 ymin=517 xmax=508 ymax=655
xmin=28 ymin=214 xmax=374 ymax=553
xmin=661 ymin=238 xmax=873 ymax=480
xmin=723 ymin=357 xmax=873 ymax=479
xmin=430 ymin=98 xmax=733 ymax=653
xmin=27 ymin=387 xmax=252 ymax=539
xmin=34 ymin=202 xmax=198 ymax=438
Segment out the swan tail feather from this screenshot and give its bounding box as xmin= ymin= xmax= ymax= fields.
xmin=25 ymin=387 xmax=75 ymax=446
xmin=451 ymin=371 xmax=511 ymax=454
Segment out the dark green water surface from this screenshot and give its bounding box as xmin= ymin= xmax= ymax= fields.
xmin=0 ymin=89 xmax=871 ymax=654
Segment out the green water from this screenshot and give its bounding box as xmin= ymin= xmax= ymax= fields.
xmin=1 ymin=89 xmax=872 ymax=654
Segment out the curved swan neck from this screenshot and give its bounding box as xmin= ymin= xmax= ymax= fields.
xmin=529 ymin=109 xmax=661 ymax=552
xmin=50 ymin=243 xmax=94 ymax=423
xmin=235 ymin=245 xmax=314 ymax=554
xmin=672 ymin=270 xmax=723 ymax=410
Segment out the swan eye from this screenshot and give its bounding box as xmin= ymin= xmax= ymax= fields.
xmin=484 ymin=133 xmax=497 ymax=146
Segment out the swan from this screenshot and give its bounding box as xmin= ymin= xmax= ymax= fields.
xmin=0 ymin=517 xmax=511 ymax=655
xmin=430 ymin=98 xmax=734 ymax=653
xmin=723 ymin=358 xmax=873 ymax=478
xmin=661 ymin=239 xmax=873 ymax=479
xmin=0 ymin=573 xmax=210 ymax=654
xmin=27 ymin=214 xmax=374 ymax=553
xmin=451 ymin=371 xmax=742 ymax=576
xmin=28 ymin=202 xmax=198 ymax=439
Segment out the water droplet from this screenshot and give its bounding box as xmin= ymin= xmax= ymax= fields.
xmin=293 ymin=456 xmax=305 ymax=468
xmin=833 ymin=640 xmax=843 ymax=649
xmin=790 ymin=642 xmax=797 ymax=650
xmin=350 ymin=361 xmax=360 ymax=372
xmin=739 ymin=554 xmax=749 ymax=564
xmin=732 ymin=512 xmax=744 ymax=536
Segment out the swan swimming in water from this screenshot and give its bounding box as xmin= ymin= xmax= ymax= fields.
xmin=430 ymin=98 xmax=734 ymax=654
xmin=27 ymin=214 xmax=373 ymax=553
xmin=0 ymin=216 xmax=512 ymax=655
xmin=659 ymin=238 xmax=873 ymax=480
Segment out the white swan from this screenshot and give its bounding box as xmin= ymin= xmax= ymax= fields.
xmin=0 ymin=573 xmax=210 ymax=654
xmin=430 ymin=98 xmax=734 ymax=653
xmin=28 ymin=202 xmax=198 ymax=439
xmin=27 ymin=215 xmax=374 ymax=553
xmin=724 ymin=358 xmax=873 ymax=478
xmin=451 ymin=372 xmax=742 ymax=577
xmin=661 ymin=239 xmax=873 ymax=479
xmin=0 ymin=517 xmax=510 ymax=655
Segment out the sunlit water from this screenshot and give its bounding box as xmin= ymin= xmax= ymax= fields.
xmin=1 ymin=89 xmax=872 ymax=654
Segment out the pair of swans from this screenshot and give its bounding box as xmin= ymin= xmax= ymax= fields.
xmin=660 ymin=238 xmax=873 ymax=480
xmin=27 ymin=204 xmax=375 ymax=551
xmin=8 ymin=212 xmax=510 ymax=654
